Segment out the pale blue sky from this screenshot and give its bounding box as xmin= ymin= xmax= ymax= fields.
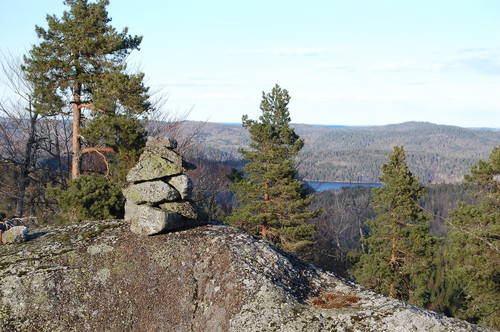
xmin=1 ymin=0 xmax=499 ymax=127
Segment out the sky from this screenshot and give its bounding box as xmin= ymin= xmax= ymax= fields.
xmin=1 ymin=0 xmax=499 ymax=127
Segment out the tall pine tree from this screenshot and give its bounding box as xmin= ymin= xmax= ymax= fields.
xmin=227 ymin=84 xmax=321 ymax=254
xmin=444 ymin=146 xmax=499 ymax=329
xmin=354 ymin=146 xmax=436 ymax=307
xmin=22 ymin=0 xmax=150 ymax=179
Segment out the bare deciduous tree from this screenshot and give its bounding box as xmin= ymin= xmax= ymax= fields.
xmin=0 ymin=52 xmax=39 ymax=216
xmin=0 ymin=53 xmax=71 ymax=217
xmin=309 ymin=187 xmax=375 ymax=277
xmin=146 ymin=97 xmax=205 ymax=158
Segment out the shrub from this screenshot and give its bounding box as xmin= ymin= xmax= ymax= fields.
xmin=50 ymin=174 xmax=125 ymax=222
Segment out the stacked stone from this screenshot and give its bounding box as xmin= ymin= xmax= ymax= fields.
xmin=123 ymin=137 xmax=207 ymax=235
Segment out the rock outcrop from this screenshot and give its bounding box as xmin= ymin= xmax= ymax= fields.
xmin=0 ymin=220 xmax=491 ymax=331
xmin=123 ymin=137 xmax=207 ymax=235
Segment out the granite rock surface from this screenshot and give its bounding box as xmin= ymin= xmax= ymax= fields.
xmin=0 ymin=220 xmax=491 ymax=332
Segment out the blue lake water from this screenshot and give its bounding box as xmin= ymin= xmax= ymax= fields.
xmin=306 ymin=181 xmax=382 ymax=191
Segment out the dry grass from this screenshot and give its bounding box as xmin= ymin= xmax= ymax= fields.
xmin=307 ymin=292 xmax=360 ymax=309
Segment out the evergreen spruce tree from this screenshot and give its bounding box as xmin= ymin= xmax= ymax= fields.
xmin=22 ymin=0 xmax=151 ymax=179
xmin=227 ymin=84 xmax=321 ymax=254
xmin=353 ymin=146 xmax=436 ymax=307
xmin=444 ymin=146 xmax=499 ymax=329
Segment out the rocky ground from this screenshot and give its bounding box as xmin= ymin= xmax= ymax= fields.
xmin=0 ymin=220 xmax=493 ymax=331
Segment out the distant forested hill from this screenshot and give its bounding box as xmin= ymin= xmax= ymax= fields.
xmin=179 ymin=121 xmax=499 ymax=184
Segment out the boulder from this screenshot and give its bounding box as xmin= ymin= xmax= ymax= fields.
xmin=123 ymin=180 xmax=180 ymax=205
xmin=2 ymin=226 xmax=29 ymax=244
xmin=126 ymin=202 xmax=181 ymax=235
xmin=126 ymin=202 xmax=205 ymax=235
xmin=126 ymin=151 xmax=184 ymax=183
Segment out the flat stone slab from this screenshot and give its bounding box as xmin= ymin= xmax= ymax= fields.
xmin=123 ymin=180 xmax=180 ymax=205
xmin=126 ymin=151 xmax=184 ymax=183
xmin=159 ymin=201 xmax=206 ymax=220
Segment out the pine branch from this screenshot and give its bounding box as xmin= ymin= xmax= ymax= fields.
xmin=418 ymin=203 xmax=499 ymax=253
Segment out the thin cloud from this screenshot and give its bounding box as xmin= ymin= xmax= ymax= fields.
xmin=167 ymin=75 xmax=233 ymax=87
xmin=454 ymin=47 xmax=500 ymax=75
xmin=373 ymin=61 xmax=451 ymax=72
xmin=224 ymin=47 xmax=347 ymax=57
xmin=168 ymin=82 xmax=230 ymax=87
xmin=355 ymin=94 xmax=412 ymax=101
xmin=457 ymin=46 xmax=500 ymax=53
xmin=373 ymin=48 xmax=500 ymax=75
xmin=401 ymin=80 xmax=429 ymax=85
xmin=196 ymin=93 xmax=244 ymax=100
xmin=184 ymin=75 xmax=228 ymax=81
xmin=457 ymin=56 xmax=500 ymax=75
xmin=314 ymin=63 xmax=355 ymax=71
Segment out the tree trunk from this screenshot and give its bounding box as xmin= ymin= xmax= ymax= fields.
xmin=264 ymin=181 xmax=270 ymax=204
xmin=358 ymin=222 xmax=367 ymax=254
xmin=261 ymin=225 xmax=270 ymax=240
xmin=52 ymin=118 xmax=66 ymax=188
xmin=389 ymin=282 xmax=396 ymax=298
xmin=15 ymin=103 xmax=38 ymax=217
xmin=71 ymin=83 xmax=82 ymax=179
xmin=389 ymin=232 xmax=397 ymax=298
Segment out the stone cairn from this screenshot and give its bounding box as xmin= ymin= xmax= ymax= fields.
xmin=123 ymin=137 xmax=207 ymax=235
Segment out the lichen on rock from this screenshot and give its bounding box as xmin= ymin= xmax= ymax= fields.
xmin=123 ymin=180 xmax=180 ymax=205
xmin=0 ymin=220 xmax=490 ymax=331
xmin=126 ymin=151 xmax=184 ymax=183
xmin=159 ymin=201 xmax=203 ymax=220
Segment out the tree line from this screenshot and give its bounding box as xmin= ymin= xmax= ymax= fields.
xmin=175 ymin=121 xmax=499 ymax=184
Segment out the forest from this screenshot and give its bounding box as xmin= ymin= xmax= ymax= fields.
xmin=178 ymin=121 xmax=500 ymax=184
xmin=0 ymin=0 xmax=498 ymax=330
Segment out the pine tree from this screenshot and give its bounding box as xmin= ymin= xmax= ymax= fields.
xmin=22 ymin=0 xmax=151 ymax=179
xmin=444 ymin=146 xmax=499 ymax=329
xmin=227 ymin=84 xmax=321 ymax=254
xmin=353 ymin=146 xmax=436 ymax=307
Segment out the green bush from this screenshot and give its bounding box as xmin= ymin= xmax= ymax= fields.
xmin=50 ymin=174 xmax=125 ymax=222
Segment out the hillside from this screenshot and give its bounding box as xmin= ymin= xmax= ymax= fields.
xmin=0 ymin=220 xmax=491 ymax=331
xmin=180 ymin=121 xmax=500 ymax=183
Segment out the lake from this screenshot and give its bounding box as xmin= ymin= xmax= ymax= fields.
xmin=306 ymin=181 xmax=382 ymax=191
